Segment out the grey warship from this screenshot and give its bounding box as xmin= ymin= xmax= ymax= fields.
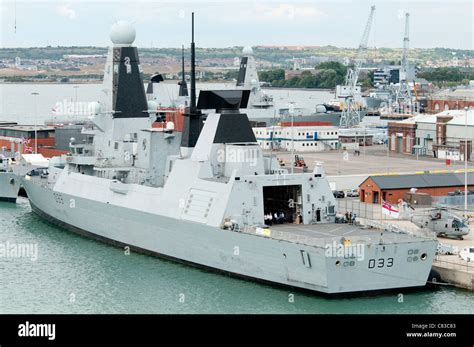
xmin=21 ymin=18 xmax=438 ymax=294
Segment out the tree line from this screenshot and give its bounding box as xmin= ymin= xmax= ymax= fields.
xmin=258 ymin=62 xmax=373 ymax=89
xmin=417 ymin=67 xmax=473 ymax=87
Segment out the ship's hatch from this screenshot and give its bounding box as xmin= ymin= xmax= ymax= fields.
xmin=263 ymin=185 xmax=302 ymax=225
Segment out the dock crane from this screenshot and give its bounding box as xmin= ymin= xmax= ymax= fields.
xmin=395 ymin=12 xmax=413 ymax=113
xmin=339 ymin=5 xmax=376 ymax=128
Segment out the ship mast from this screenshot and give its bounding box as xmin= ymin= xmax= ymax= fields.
xmin=180 ymin=12 xmax=202 ymax=150
xmin=178 ymin=45 xmax=188 ymax=97
xmin=190 ymin=12 xmax=196 ymax=113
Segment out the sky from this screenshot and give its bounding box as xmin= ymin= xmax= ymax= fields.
xmin=0 ymin=0 xmax=472 ymax=49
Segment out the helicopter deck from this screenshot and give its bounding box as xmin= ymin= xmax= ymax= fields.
xmin=243 ymin=222 xmax=431 ymax=248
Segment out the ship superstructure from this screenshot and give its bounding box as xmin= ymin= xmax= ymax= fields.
xmin=236 ymin=46 xmax=274 ymax=109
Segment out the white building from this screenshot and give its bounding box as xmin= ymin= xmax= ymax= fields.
xmin=409 ymin=109 xmax=474 ymax=160
xmin=412 ymin=113 xmax=438 ymax=156
xmin=253 ymin=125 xmax=339 ymax=152
xmin=446 ymin=110 xmax=474 ymax=145
xmin=444 ymin=110 xmax=474 ymax=160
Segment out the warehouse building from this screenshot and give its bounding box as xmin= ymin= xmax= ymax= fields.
xmin=359 ymin=172 xmax=474 ymax=204
xmin=253 ymin=125 xmax=339 ymax=152
xmin=427 ymin=87 xmax=474 ymax=113
xmin=388 ymin=109 xmax=474 ymax=160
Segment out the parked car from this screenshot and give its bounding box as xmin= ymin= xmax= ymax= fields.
xmin=346 ymin=189 xmax=359 ymax=197
xmin=448 ymin=190 xmax=462 ymax=196
xmin=449 ymin=190 xmax=473 ymax=196
xmin=332 ymin=190 xmax=345 ymax=198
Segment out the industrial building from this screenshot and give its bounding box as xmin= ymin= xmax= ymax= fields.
xmin=427 ymin=87 xmax=474 ymax=113
xmin=388 ymin=117 xmax=416 ymax=155
xmin=0 ymin=123 xmax=83 ymax=158
xmin=0 ymin=125 xmax=56 ymax=156
xmin=372 ymin=65 xmax=419 ymax=86
xmin=388 ymin=109 xmax=474 ymax=160
xmin=359 ymin=172 xmax=474 ymax=204
xmin=253 ymin=125 xmax=339 ymax=152
xmin=338 ymin=127 xmax=387 ymax=148
xmin=373 ymin=66 xmax=400 ymax=85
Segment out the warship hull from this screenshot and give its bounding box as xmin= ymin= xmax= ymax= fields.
xmin=23 ymin=175 xmax=438 ymax=294
xmin=364 ymin=96 xmax=384 ymax=110
xmin=0 ymin=172 xmax=20 ymax=202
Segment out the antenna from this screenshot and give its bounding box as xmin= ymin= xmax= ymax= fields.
xmin=182 ymin=44 xmax=185 ymax=84
xmin=178 ymin=44 xmax=188 ymax=97
xmin=180 ymin=12 xmax=202 ymax=149
xmin=190 ymin=12 xmax=196 ymax=113
xmin=14 ymin=0 xmax=17 ymax=33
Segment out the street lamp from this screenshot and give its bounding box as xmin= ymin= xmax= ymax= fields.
xmin=31 ymin=92 xmax=39 ymax=154
xmin=464 ymin=106 xmax=468 ymax=217
xmin=363 ymin=125 xmax=366 ymax=155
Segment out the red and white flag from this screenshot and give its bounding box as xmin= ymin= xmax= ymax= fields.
xmin=21 ymin=137 xmax=33 ymax=153
xmin=382 ymin=200 xmax=399 ymax=218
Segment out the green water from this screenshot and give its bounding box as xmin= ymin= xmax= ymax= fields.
xmin=1 ymin=199 xmax=473 ymax=314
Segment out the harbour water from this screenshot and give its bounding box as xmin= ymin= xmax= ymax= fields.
xmin=0 ymin=83 xmax=334 ymax=125
xmin=1 ymin=199 xmax=473 ymax=314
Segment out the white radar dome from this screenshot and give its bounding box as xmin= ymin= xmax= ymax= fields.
xmin=166 ymin=122 xmax=175 ymax=131
xmin=315 ymin=105 xmax=327 ymax=113
xmin=242 ymin=46 xmax=253 ymax=55
xmin=110 ymin=21 xmax=136 ymax=45
xmin=147 ymin=100 xmax=158 ymax=112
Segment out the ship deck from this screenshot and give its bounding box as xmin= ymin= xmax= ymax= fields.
xmin=255 ymin=222 xmax=431 ymax=247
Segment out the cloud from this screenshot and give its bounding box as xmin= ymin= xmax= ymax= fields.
xmin=250 ymin=4 xmax=325 ymax=21
xmin=56 ymin=4 xmax=76 ymax=19
xmin=113 ymin=3 xmax=325 ymax=26
xmin=0 ymin=4 xmax=8 ymax=15
xmin=209 ymin=3 xmax=325 ymax=24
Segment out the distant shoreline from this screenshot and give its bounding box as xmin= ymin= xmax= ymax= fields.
xmin=0 ymin=80 xmax=335 ymax=92
xmin=0 ymin=81 xmax=101 ymax=85
xmin=264 ymin=86 xmax=334 ymax=92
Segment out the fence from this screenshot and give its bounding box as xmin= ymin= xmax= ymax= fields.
xmin=434 ymin=195 xmax=474 ymax=207
xmin=337 ymin=199 xmax=387 ymax=220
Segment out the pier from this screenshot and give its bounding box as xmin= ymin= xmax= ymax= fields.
xmin=432 ymin=225 xmax=474 ymax=291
